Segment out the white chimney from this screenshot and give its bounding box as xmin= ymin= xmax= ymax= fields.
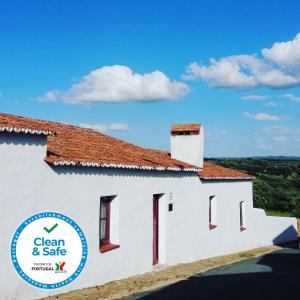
xmin=170 ymin=124 xmax=204 ymax=168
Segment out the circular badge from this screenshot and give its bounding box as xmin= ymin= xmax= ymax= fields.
xmin=11 ymin=212 xmax=88 ymax=289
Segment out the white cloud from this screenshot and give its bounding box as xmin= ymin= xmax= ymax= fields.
xmin=264 ymin=125 xmax=289 ymax=134
xmin=241 ymin=95 xmax=270 ymax=101
xmin=262 ymin=33 xmax=300 ymax=68
xmin=264 ymin=125 xmax=300 ymax=145
xmin=243 ymin=112 xmax=281 ymax=121
xmin=40 ymin=65 xmax=190 ymax=104
xmin=219 ymin=130 xmax=228 ymax=135
xmin=283 ymin=93 xmax=300 ymax=103
xmin=184 ymin=56 xmax=256 ymax=88
xmin=79 ymin=123 xmax=129 ymax=133
xmin=254 ymin=144 xmax=272 ymax=151
xmin=247 ymin=125 xmax=300 ymax=155
xmin=265 ymin=125 xmax=300 ymax=135
xmin=185 ymin=33 xmax=300 ymax=89
xmin=272 ymin=136 xmax=286 ymax=142
xmin=38 ymin=90 xmax=61 ymax=102
xmin=265 ymin=101 xmax=279 ymax=107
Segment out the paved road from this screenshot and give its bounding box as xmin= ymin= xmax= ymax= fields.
xmin=130 ymin=244 xmax=300 ymax=300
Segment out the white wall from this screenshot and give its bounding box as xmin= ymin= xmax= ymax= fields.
xmin=0 ymin=133 xmax=297 ymax=300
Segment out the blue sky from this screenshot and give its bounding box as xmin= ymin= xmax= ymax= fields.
xmin=0 ymin=0 xmax=300 ymax=157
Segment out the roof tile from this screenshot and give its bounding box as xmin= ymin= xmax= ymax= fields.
xmin=0 ymin=112 xmax=199 ymax=172
xmin=199 ymin=162 xmax=254 ymax=180
xmin=0 ymin=112 xmax=253 ymax=179
xmin=171 ymin=124 xmax=201 ymax=134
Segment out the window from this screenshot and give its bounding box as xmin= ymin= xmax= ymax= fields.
xmin=99 ymin=196 xmax=120 ymax=253
xmin=209 ymin=195 xmax=217 ymax=230
xmin=240 ymin=201 xmax=246 ymax=231
xmin=100 ymin=197 xmax=111 ymax=245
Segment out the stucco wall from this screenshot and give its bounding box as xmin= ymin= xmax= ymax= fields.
xmin=0 ymin=133 xmax=297 ymax=300
xmin=170 ymin=128 xmax=204 ymax=168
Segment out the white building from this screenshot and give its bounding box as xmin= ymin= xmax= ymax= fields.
xmin=0 ymin=112 xmax=297 ymax=300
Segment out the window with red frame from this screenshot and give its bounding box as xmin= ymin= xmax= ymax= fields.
xmin=99 ymin=196 xmax=120 ymax=253
xmin=100 ymin=196 xmax=111 ymax=246
xmin=209 ymin=195 xmax=217 ymax=230
xmin=240 ymin=201 xmax=246 ymax=231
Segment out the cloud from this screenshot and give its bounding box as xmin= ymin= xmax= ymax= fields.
xmin=184 ymin=33 xmax=300 ymax=89
xmin=40 ymin=65 xmax=190 ymax=104
xmin=79 ymin=123 xmax=129 ymax=133
xmin=241 ymin=95 xmax=270 ymax=101
xmin=262 ymin=33 xmax=300 ymax=68
xmin=219 ymin=130 xmax=228 ymax=135
xmin=272 ymin=136 xmax=286 ymax=142
xmin=265 ymin=125 xmax=300 ymax=135
xmin=38 ymin=90 xmax=61 ymax=102
xmin=265 ymin=125 xmax=300 ymax=143
xmin=184 ymin=56 xmax=257 ymax=88
xmin=283 ymin=93 xmax=300 ymax=103
xmin=243 ymin=112 xmax=281 ymax=121
xmin=264 ymin=125 xmax=288 ymax=134
xmin=265 ymin=101 xmax=279 ymax=107
xmin=247 ymin=125 xmax=300 ymax=154
xmin=254 ymin=144 xmax=272 ymax=151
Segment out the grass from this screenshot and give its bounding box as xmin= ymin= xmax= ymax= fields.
xmin=265 ymin=210 xmax=292 ymax=217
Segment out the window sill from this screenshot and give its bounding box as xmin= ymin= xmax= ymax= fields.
xmin=209 ymin=224 xmax=217 ymax=230
xmin=100 ymin=243 xmax=120 ymax=253
xmin=240 ymin=226 xmax=247 ymax=232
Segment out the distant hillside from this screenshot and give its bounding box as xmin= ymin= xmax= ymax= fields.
xmin=206 ymin=156 xmax=300 ymax=161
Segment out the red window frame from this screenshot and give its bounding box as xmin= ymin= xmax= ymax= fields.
xmin=153 ymin=195 xmax=159 ymax=265
xmin=240 ymin=201 xmax=246 ymax=232
xmin=209 ymin=196 xmax=217 ymax=230
xmin=99 ymin=196 xmax=120 ymax=253
xmin=100 ymin=198 xmax=111 ymax=245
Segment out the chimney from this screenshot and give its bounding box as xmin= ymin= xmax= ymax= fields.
xmin=170 ymin=124 xmax=204 ymax=168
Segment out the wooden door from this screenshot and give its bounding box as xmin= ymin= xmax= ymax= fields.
xmin=153 ymin=195 xmax=159 ymax=265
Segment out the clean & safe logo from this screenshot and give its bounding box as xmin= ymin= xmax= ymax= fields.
xmin=11 ymin=212 xmax=88 ymax=289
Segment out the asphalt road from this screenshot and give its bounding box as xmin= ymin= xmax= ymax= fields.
xmin=130 ymin=243 xmax=300 ymax=300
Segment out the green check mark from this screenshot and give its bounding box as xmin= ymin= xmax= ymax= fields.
xmin=43 ymin=223 xmax=59 ymax=234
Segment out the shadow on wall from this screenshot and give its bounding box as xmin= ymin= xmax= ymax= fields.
xmin=133 ymin=230 xmax=299 ymax=300
xmin=0 ymin=132 xmax=197 ymax=179
xmin=0 ymin=132 xmax=46 ymax=146
xmin=273 ymin=225 xmax=298 ymax=244
xmin=48 ymin=164 xmax=198 ymax=179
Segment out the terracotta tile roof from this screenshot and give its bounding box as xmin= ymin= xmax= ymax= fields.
xmin=0 ymin=113 xmax=254 ymax=179
xmin=0 ymin=112 xmax=200 ymax=172
xmin=171 ymin=124 xmax=201 ymax=134
xmin=0 ymin=113 xmax=54 ymax=135
xmin=199 ymin=162 xmax=254 ymax=180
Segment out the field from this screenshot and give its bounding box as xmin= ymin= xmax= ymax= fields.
xmin=265 ymin=210 xmax=292 ymax=217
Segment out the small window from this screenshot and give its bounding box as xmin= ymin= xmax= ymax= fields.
xmin=99 ymin=196 xmax=120 ymax=253
xmin=240 ymin=201 xmax=246 ymax=231
xmin=209 ymin=195 xmax=217 ymax=230
xmin=100 ymin=197 xmax=111 ymax=245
